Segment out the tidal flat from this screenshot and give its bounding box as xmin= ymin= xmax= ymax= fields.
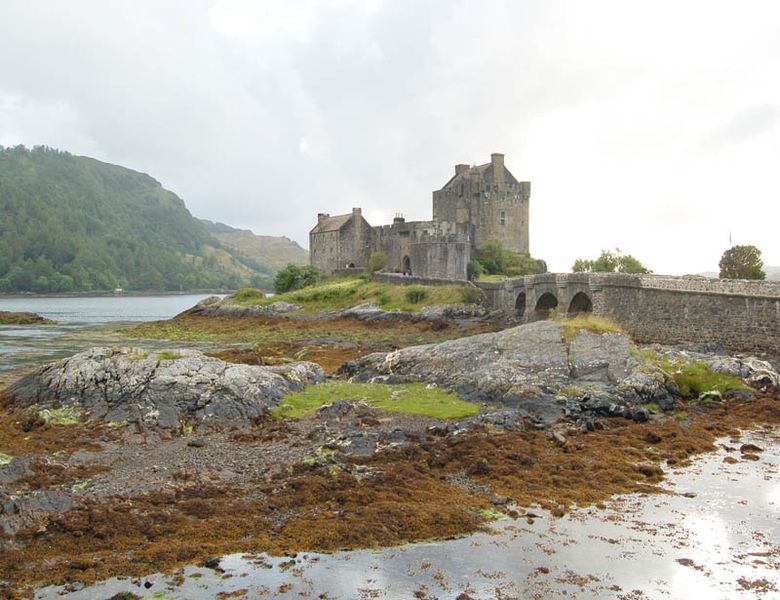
xmin=33 ymin=427 xmax=780 ymax=599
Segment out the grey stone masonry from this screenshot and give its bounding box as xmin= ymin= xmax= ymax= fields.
xmin=476 ymin=273 xmax=780 ymax=355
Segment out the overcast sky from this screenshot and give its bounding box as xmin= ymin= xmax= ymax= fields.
xmin=1 ymin=0 xmax=778 ymax=274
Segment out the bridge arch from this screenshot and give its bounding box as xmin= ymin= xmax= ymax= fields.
xmin=534 ymin=292 xmax=558 ymax=320
xmin=568 ymin=291 xmax=593 ymax=314
xmin=515 ymin=292 xmax=526 ymax=318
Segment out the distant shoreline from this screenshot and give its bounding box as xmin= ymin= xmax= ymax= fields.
xmin=0 ymin=290 xmax=243 ymax=299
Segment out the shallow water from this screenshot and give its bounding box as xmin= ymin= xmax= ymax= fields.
xmin=0 ymin=294 xmax=221 ymax=374
xmin=36 ymin=429 xmax=780 ymax=599
xmin=0 ymin=294 xmax=218 ymax=324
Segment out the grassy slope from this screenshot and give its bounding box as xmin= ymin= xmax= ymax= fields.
xmin=212 ymin=230 xmax=309 ymax=271
xmin=236 ymin=276 xmax=470 ymax=313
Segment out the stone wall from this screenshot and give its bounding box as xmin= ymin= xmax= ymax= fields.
xmin=476 ymin=273 xmax=780 ymax=354
xmin=410 ymin=238 xmax=470 ymax=280
xmin=374 ymin=272 xmax=469 ymax=287
xmin=310 ymin=230 xmax=340 ymax=275
xmin=373 ymin=219 xmax=436 ymax=273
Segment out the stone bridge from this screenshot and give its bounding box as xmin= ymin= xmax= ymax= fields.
xmin=476 ymin=273 xmax=780 ymax=355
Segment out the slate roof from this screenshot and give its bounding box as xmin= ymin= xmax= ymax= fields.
xmin=310 ymin=213 xmax=354 ymax=234
xmin=441 ymin=162 xmax=519 ymax=189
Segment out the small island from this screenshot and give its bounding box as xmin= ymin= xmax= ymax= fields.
xmin=0 ymin=311 xmax=54 ymax=325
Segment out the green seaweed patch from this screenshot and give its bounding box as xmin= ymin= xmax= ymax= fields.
xmin=0 ymin=452 xmax=12 ymax=466
xmin=38 ymin=406 xmax=82 ymax=425
xmin=475 ymin=507 xmax=506 ymax=521
xmin=274 ymin=382 xmax=479 ymax=420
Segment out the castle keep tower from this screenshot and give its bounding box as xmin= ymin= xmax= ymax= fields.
xmin=432 ymin=153 xmax=531 ymax=254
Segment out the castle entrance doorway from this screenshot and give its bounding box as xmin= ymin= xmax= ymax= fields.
xmin=402 ymin=255 xmax=411 ymax=275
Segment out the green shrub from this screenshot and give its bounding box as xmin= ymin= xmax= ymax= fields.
xmin=460 ymin=285 xmax=482 ymax=304
xmin=467 ymin=258 xmax=484 ymax=280
xmin=405 ymin=286 xmax=428 ymax=304
xmin=476 ymin=240 xmax=543 ymax=277
xmin=274 ymin=264 xmax=321 ymax=294
xmin=367 ymin=252 xmax=388 ymax=274
xmin=376 ymin=291 xmax=391 ymax=305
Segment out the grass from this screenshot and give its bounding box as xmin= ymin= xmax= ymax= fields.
xmin=638 ymin=349 xmax=751 ymax=399
xmin=273 ymin=382 xmax=479 ymax=420
xmin=230 ymin=276 xmax=468 ymax=313
xmin=233 ymin=287 xmax=265 ymax=304
xmin=666 ymin=361 xmax=750 ymax=398
xmin=157 ymin=351 xmax=183 ymax=361
xmin=38 ymin=406 xmax=82 ymax=426
xmin=552 ymin=314 xmax=624 ymax=343
xmin=0 ymin=452 xmax=12 ymax=466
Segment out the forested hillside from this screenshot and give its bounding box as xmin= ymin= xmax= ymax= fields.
xmin=0 ymin=146 xmax=279 ymax=292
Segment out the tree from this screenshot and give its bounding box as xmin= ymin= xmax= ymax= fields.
xmin=478 ymin=240 xmax=516 ymax=275
xmin=571 ymin=249 xmax=651 ymax=274
xmin=367 ymin=252 xmax=388 ymax=274
xmin=476 ymin=240 xmax=543 ymax=277
xmin=274 ymin=264 xmax=321 ymax=294
xmin=719 ymin=245 xmax=765 ymax=280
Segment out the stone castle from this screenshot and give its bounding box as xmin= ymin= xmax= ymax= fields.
xmin=310 ymin=153 xmax=531 ymax=279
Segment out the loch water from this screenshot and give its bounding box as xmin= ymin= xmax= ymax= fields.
xmin=0 ymin=294 xmax=219 ymax=373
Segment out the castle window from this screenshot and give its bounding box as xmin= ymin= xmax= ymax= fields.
xmin=500 ymin=211 xmax=506 ymax=226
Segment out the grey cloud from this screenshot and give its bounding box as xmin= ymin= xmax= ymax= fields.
xmin=697 ymin=104 xmax=778 ymax=150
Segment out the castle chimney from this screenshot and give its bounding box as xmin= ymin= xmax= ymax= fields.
xmin=352 ymin=207 xmax=362 ymax=218
xmin=455 ymin=164 xmax=469 ymax=176
xmin=491 ymin=153 xmax=505 ymax=183
xmin=317 ymin=213 xmax=329 ymax=223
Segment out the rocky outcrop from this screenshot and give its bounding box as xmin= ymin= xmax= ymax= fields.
xmin=339 ymin=321 xmax=676 ymax=423
xmin=6 ymin=347 xmax=324 ymax=429
xmin=325 ymin=302 xmax=489 ymax=322
xmin=181 ymin=296 xmax=302 ymax=317
xmin=182 ymin=294 xmax=490 ymax=323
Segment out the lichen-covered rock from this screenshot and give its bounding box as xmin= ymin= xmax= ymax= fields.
xmin=6 ymin=347 xmax=324 ymax=429
xmin=420 ymin=303 xmax=488 ymax=320
xmin=339 ymin=321 xmax=668 ymax=422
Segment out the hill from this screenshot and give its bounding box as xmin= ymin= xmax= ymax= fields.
xmin=0 ymin=145 xmax=275 ymax=292
xmin=200 ymin=219 xmax=308 ymax=272
xmin=700 ymin=266 xmax=779 ymax=281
